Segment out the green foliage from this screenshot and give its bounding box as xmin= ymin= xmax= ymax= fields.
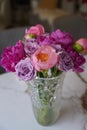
xmin=37 ymin=66 xmax=62 ymax=78
xmin=51 ymin=66 xmax=62 ymax=77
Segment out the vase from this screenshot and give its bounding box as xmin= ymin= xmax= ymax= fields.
xmin=27 ymin=73 xmax=65 ymax=126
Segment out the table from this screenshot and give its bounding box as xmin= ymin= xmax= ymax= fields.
xmin=0 ymin=72 xmax=87 ymax=130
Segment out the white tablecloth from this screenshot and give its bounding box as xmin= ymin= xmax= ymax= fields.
xmin=0 ymin=72 xmax=87 ymax=130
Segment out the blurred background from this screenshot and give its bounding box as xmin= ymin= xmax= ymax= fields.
xmin=0 ymin=0 xmax=87 ymax=30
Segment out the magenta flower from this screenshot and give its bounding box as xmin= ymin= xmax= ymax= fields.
xmin=73 ymin=54 xmax=86 ymax=72
xmin=15 ymin=58 xmax=36 ymax=81
xmin=66 ymin=46 xmax=86 ymax=72
xmin=0 ymin=41 xmax=25 ymax=72
xmin=50 ymin=29 xmax=73 ymax=46
xmin=37 ymin=33 xmax=50 ymax=46
xmin=24 ymin=39 xmax=39 ymax=56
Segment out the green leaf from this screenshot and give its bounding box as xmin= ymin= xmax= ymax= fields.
xmin=51 ymin=66 xmax=62 ymax=77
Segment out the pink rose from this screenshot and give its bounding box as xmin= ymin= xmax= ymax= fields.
xmin=25 ymin=24 xmax=45 ymax=39
xmin=36 ymin=24 xmax=45 ymax=34
xmin=31 ymin=45 xmax=58 ymax=71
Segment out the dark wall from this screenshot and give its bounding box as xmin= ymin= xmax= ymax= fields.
xmin=14 ymin=0 xmax=30 ymax=5
xmin=11 ymin=0 xmax=31 ymax=8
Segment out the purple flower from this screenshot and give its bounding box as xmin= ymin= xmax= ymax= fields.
xmin=0 ymin=40 xmax=25 ymax=72
xmin=51 ymin=44 xmax=62 ymax=52
xmin=57 ymin=51 xmax=74 ymax=71
xmin=37 ymin=34 xmax=63 ymax=52
xmin=37 ymin=33 xmax=50 ymax=46
xmin=73 ymin=54 xmax=86 ymax=72
xmin=24 ymin=39 xmax=39 ymax=56
xmin=66 ymin=46 xmax=86 ymax=72
xmin=50 ymin=29 xmax=73 ymax=46
xmin=15 ymin=58 xmax=36 ymax=81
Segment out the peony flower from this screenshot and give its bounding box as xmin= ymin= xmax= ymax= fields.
xmin=73 ymin=38 xmax=87 ymax=53
xmin=25 ymin=24 xmax=45 ymax=39
xmin=50 ymin=29 xmax=73 ymax=46
xmin=31 ymin=45 xmax=58 ymax=71
xmin=57 ymin=51 xmax=74 ymax=71
xmin=0 ymin=40 xmax=25 ymax=72
xmin=24 ymin=39 xmax=39 ymax=56
xmin=15 ymin=58 xmax=36 ymax=81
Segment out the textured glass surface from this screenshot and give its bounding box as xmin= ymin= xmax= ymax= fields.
xmin=27 ymin=73 xmax=65 ymax=126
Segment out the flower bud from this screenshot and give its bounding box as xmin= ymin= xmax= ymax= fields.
xmin=73 ymin=38 xmax=87 ymax=53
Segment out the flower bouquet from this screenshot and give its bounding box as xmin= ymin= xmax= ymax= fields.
xmin=0 ymin=24 xmax=87 ymax=126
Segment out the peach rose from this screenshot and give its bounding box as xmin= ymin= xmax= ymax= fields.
xmin=31 ymin=45 xmax=58 ymax=71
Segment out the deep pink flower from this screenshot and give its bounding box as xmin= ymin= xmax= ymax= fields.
xmin=31 ymin=45 xmax=58 ymax=71
xmin=0 ymin=41 xmax=25 ymax=72
xmin=66 ymin=46 xmax=86 ymax=72
xmin=15 ymin=58 xmax=36 ymax=81
xmin=37 ymin=34 xmax=63 ymax=52
xmin=50 ymin=29 xmax=73 ymax=46
xmin=37 ymin=33 xmax=50 ymax=46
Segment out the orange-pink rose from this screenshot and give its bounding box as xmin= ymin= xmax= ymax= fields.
xmin=25 ymin=24 xmax=45 ymax=39
xmin=31 ymin=45 xmax=58 ymax=71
